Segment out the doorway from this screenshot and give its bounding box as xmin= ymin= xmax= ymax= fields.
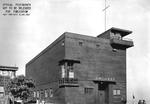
xmin=97 ymin=82 xmax=109 ymax=104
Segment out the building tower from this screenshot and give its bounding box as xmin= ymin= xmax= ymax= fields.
xmin=26 ymin=27 xmax=134 ymax=104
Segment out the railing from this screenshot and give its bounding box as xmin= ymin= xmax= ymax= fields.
xmin=59 ymin=78 xmax=79 ymax=87
xmin=110 ymin=36 xmax=133 ymax=42
xmin=122 ymin=38 xmax=133 ymax=41
xmin=110 ymin=38 xmax=134 ymax=49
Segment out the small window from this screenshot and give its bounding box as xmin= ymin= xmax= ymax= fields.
xmin=112 ymin=48 xmax=117 ymax=52
xmin=61 ymin=65 xmax=65 ymax=78
xmin=84 ymin=88 xmax=93 ymax=94
xmin=33 ymin=91 xmax=36 ymax=97
xmin=113 ymin=90 xmax=117 ymax=95
xmin=40 ymin=90 xmax=44 ymax=98
xmin=49 ymin=88 xmax=53 ymax=97
xmin=61 ymin=41 xmax=65 ymax=46
xmin=45 ymin=89 xmax=48 ymax=98
xmin=113 ymin=89 xmax=120 ymax=96
xmin=79 ymin=42 xmax=83 ymax=46
xmin=37 ymin=91 xmax=40 ymax=98
xmin=96 ymin=44 xmax=100 ymax=48
xmin=117 ymin=90 xmax=120 ymax=95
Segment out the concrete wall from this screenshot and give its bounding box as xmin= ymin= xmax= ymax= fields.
xmin=26 ymin=34 xmax=66 ymax=103
xmin=64 ymin=32 xmax=126 ymax=104
xmin=26 ymin=32 xmax=128 ymax=104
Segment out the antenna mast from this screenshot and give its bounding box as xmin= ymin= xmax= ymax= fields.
xmin=103 ymin=0 xmax=110 ymax=31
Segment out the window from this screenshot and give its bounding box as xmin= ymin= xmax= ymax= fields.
xmin=45 ymin=89 xmax=48 ymax=98
xmin=113 ymin=89 xmax=121 ymax=95
xmin=37 ymin=91 xmax=39 ymax=98
xmin=61 ymin=41 xmax=65 ymax=46
xmin=0 ymin=93 xmax=4 ymax=97
xmin=33 ymin=91 xmax=36 ymax=97
xmin=96 ymin=44 xmax=100 ymax=48
xmin=61 ymin=65 xmax=65 ymax=78
xmin=79 ymin=41 xmax=83 ymax=46
xmin=110 ymin=32 xmax=122 ymax=40
xmin=10 ymin=71 xmax=15 ymax=79
xmin=115 ymin=33 xmax=121 ymax=40
xmin=112 ymin=48 xmax=117 ymax=52
xmin=49 ymin=88 xmax=53 ymax=97
xmin=60 ymin=62 xmax=74 ymax=78
xmin=68 ymin=63 xmax=74 ymax=78
xmin=2 ymin=71 xmax=8 ymax=76
xmin=84 ymin=88 xmax=93 ymax=94
xmin=0 ymin=71 xmax=2 ymax=75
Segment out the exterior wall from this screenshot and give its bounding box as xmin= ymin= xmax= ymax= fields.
xmin=26 ymin=34 xmax=66 ymax=103
xmin=64 ymin=33 xmax=126 ymax=104
xmin=26 ymin=31 xmax=132 ymax=104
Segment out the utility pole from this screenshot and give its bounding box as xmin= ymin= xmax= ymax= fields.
xmin=102 ymin=0 xmax=110 ymax=31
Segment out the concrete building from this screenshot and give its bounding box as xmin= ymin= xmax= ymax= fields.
xmin=26 ymin=27 xmax=134 ymax=104
xmin=0 ymin=66 xmax=18 ymax=97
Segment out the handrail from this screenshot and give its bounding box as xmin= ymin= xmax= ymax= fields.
xmin=122 ymin=38 xmax=133 ymax=41
xmin=110 ymin=37 xmax=133 ymax=41
xmin=59 ymin=78 xmax=78 ymax=84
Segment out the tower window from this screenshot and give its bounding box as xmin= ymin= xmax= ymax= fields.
xmin=110 ymin=32 xmax=122 ymax=40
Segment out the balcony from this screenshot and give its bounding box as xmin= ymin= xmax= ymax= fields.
xmin=59 ymin=78 xmax=79 ymax=88
xmin=110 ymin=38 xmax=134 ymax=49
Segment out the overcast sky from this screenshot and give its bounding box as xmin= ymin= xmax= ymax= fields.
xmin=0 ymin=0 xmax=150 ymax=103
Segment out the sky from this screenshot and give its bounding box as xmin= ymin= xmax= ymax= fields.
xmin=0 ymin=0 xmax=150 ymax=103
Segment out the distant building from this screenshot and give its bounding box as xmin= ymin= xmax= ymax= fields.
xmin=0 ymin=66 xmax=18 ymax=97
xmin=26 ymin=27 xmax=134 ymax=104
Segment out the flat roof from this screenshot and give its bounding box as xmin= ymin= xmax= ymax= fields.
xmin=98 ymin=27 xmax=132 ymax=37
xmin=0 ymin=66 xmax=18 ymax=71
xmin=26 ymin=32 xmax=109 ymax=66
xmin=110 ymin=27 xmax=132 ymax=36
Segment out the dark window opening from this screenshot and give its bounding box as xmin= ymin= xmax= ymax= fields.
xmin=110 ymin=32 xmax=122 ymax=40
xmin=96 ymin=44 xmax=100 ymax=48
xmin=79 ymin=42 xmax=83 ymax=46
